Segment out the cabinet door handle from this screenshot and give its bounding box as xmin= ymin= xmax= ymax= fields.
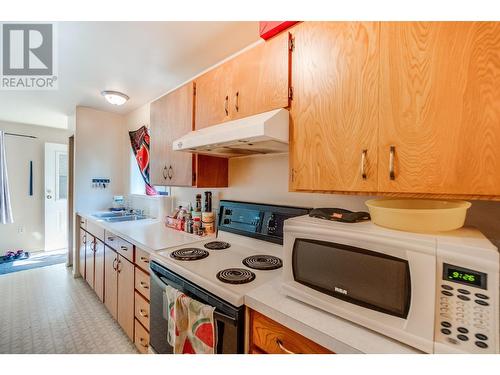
xmin=82 ymin=235 xmax=86 ymax=245
xmin=140 ymin=281 xmax=149 ymax=290
xmin=276 ymin=338 xmax=295 ymax=354
xmin=139 ymin=337 xmax=148 ymax=348
xmin=117 ymin=259 xmax=122 ymax=273
xmin=389 ymin=145 xmax=396 ymax=180
xmin=162 ymin=165 xmax=168 ymax=180
xmin=139 ymin=309 xmax=149 ymax=318
xmin=360 ymin=149 xmax=367 ymax=180
xmin=112 ymin=258 xmax=118 ymax=271
xmin=167 ymin=165 xmax=173 ymax=180
xmin=234 ymin=91 xmax=239 ymax=112
xmin=224 ymin=95 xmax=229 ymax=116
xmin=140 ymin=256 xmax=149 ymax=263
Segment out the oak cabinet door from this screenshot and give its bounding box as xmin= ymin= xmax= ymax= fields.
xmin=150 ymin=94 xmax=169 ymax=186
xmin=104 ymin=246 xmax=118 ymax=320
xmin=78 ymin=228 xmax=86 ymax=279
xmin=290 ymin=22 xmax=379 ymax=192
xmin=164 ymin=82 xmax=195 ymax=187
xmin=229 ymin=31 xmax=290 ymax=121
xmin=93 ymin=239 xmax=105 ymax=302
xmin=85 ymin=236 xmax=95 ymax=288
xmin=379 ymin=22 xmax=500 ymax=196
xmin=195 ymin=63 xmax=232 ymax=129
xmin=117 ymin=255 xmax=135 ymax=340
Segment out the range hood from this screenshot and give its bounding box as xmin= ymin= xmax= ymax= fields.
xmin=172 ymin=108 xmax=289 ymax=157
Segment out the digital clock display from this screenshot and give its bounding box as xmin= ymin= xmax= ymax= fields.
xmin=443 ymin=263 xmax=487 ymax=289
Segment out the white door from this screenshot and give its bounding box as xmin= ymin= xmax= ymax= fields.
xmin=44 ymin=143 xmax=68 ymax=251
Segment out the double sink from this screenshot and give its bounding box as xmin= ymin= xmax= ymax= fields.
xmin=92 ymin=211 xmax=148 ymax=223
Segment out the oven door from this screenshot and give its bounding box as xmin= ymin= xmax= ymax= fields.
xmin=149 ymin=261 xmax=244 ymax=354
xmin=281 ymin=222 xmax=437 ymax=353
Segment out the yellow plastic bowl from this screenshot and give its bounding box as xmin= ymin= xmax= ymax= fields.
xmin=365 ymin=199 xmax=471 ymax=233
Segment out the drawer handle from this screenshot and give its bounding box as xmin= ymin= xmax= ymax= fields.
xmin=107 ymin=236 xmax=115 ymax=242
xmin=360 ymin=149 xmax=367 ymax=180
xmin=139 ymin=256 xmax=150 ymax=263
xmin=389 ymin=145 xmax=396 ymax=180
xmin=139 ymin=337 xmax=149 ymax=348
xmin=120 ymin=245 xmax=128 ymax=251
xmin=140 ymin=281 xmax=150 ymax=290
xmin=276 ymin=338 xmax=295 ymax=354
xmin=139 ymin=309 xmax=149 ymax=318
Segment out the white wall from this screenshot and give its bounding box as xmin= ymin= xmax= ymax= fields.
xmin=74 ymin=107 xmax=125 ymax=213
xmin=0 ymin=121 xmax=70 ymax=252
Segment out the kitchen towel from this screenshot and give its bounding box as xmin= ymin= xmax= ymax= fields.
xmin=164 ymin=285 xmax=216 ymax=354
xmin=0 ymin=131 xmax=13 ymax=224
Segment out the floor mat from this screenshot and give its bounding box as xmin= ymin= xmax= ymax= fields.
xmin=0 ymin=250 xmax=67 ymax=275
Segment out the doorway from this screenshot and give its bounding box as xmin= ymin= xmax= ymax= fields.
xmin=44 ymin=143 xmax=68 ymax=251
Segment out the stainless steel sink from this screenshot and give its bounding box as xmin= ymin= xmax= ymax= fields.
xmin=92 ymin=212 xmax=126 ymax=219
xmin=103 ymin=214 xmax=147 ymax=223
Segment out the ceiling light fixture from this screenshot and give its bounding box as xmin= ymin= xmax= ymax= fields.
xmin=101 ymin=90 xmax=129 ymax=106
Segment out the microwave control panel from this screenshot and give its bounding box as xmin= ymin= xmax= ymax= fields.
xmin=435 ymin=262 xmax=497 ymax=354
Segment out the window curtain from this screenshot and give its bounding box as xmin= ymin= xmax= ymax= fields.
xmin=0 ymin=131 xmax=14 ymax=224
xmin=129 ymin=126 xmax=157 ymax=196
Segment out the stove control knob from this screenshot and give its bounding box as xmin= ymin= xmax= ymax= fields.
xmin=267 ymin=214 xmax=277 ymax=235
xmin=223 ymin=218 xmax=231 ymax=225
xmin=224 ymin=209 xmax=232 ymax=215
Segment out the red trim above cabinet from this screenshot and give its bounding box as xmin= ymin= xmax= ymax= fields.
xmin=259 ymin=21 xmax=299 ymax=40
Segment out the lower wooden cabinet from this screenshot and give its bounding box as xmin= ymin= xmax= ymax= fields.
xmin=78 ymin=227 xmax=86 ymax=278
xmin=93 ymin=239 xmax=105 ymax=302
xmin=104 ymin=245 xmax=135 ymax=340
xmin=84 ymin=236 xmax=95 ymax=288
xmin=104 ymin=246 xmax=118 ymax=319
xmin=248 ymin=309 xmax=333 ymax=354
xmin=134 ymin=319 xmax=150 ymax=354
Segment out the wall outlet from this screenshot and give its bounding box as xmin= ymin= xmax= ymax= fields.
xmin=17 ymin=225 xmax=25 ymax=234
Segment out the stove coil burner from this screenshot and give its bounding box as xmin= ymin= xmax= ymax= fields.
xmin=204 ymin=241 xmax=231 ymax=250
xmin=216 ymin=268 xmax=256 ymax=284
xmin=242 ymin=255 xmax=283 ymax=270
xmin=170 ymin=248 xmax=209 ymax=261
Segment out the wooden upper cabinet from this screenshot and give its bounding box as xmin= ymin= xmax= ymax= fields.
xmin=150 ymin=82 xmax=228 ymax=188
xmin=379 ymin=22 xmax=500 ymax=197
xmin=194 ymin=63 xmax=232 ymax=130
xmin=195 ymin=32 xmax=290 ymax=129
xmin=150 ymin=94 xmax=170 ymax=186
xmin=229 ymin=31 xmax=290 ymax=121
xmin=289 ymin=22 xmax=379 ymax=192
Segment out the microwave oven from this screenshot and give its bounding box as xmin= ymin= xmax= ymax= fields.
xmin=282 ymin=215 xmax=499 ymax=354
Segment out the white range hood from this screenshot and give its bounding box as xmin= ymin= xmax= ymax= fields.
xmin=172 ymin=108 xmax=289 ymax=157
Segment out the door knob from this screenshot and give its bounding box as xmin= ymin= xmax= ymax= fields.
xmin=46 ymin=195 xmax=52 ymax=199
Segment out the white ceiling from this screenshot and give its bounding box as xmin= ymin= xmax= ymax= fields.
xmin=0 ymin=21 xmax=260 ymax=129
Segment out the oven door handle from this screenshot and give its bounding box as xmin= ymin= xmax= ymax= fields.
xmin=151 ymin=269 xmax=238 ymax=325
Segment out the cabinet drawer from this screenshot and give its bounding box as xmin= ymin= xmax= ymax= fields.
xmin=135 ymin=267 xmax=150 ymax=300
xmin=105 ymin=231 xmax=134 ymax=262
xmin=134 ymin=319 xmax=150 ymax=354
xmin=250 ymin=310 xmax=332 ymax=354
xmin=86 ymin=221 xmax=104 ymax=242
xmin=135 ymin=247 xmax=150 ymax=273
xmin=134 ymin=291 xmax=150 ymax=330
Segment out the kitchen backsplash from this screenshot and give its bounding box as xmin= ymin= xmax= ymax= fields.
xmin=171 ymin=153 xmax=500 ymax=249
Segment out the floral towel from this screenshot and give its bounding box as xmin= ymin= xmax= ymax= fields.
xmin=164 ymin=285 xmax=216 ymax=354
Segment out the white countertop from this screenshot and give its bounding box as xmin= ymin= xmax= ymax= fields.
xmin=245 ymin=278 xmax=423 ymax=354
xmin=78 ymin=211 xmax=423 ymax=354
xmin=78 ymin=212 xmax=205 ymax=253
